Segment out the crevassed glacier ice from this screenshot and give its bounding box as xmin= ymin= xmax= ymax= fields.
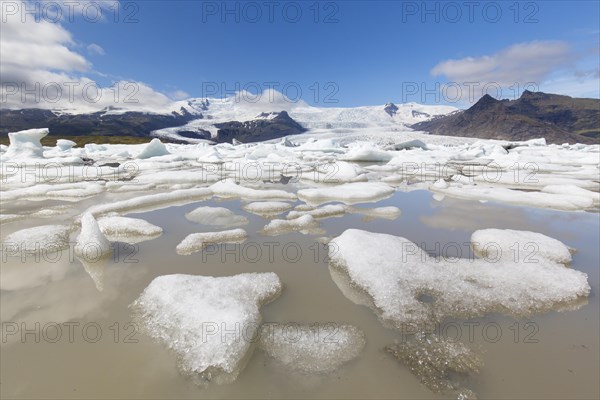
xmin=130 ymin=273 xmax=282 ymax=385
xmin=329 ymin=229 xmax=590 ymax=329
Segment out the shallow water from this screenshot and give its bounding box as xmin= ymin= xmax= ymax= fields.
xmin=1 ymin=190 xmax=598 ymax=399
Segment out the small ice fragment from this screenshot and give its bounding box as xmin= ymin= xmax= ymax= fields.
xmin=185 ymin=206 xmax=248 ymax=227
xmin=97 ymin=216 xmax=163 ymax=243
xmin=210 ymin=179 xmax=296 ymax=201
xmin=286 ymin=204 xmax=347 ymax=220
xmin=56 ymin=139 xmax=76 ymax=151
xmin=242 ymin=201 xmax=293 ymax=216
xmin=297 ymin=182 xmax=394 ymax=205
xmin=75 ymin=213 xmax=112 ymax=260
xmin=176 ymin=229 xmax=247 ymax=255
xmin=263 ymin=215 xmax=320 ymax=235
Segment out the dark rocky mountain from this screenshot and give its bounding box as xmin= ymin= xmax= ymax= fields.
xmin=0 ymin=108 xmax=198 ymax=138
xmin=384 ymin=102 xmax=399 ymax=117
xmin=214 ymin=111 xmax=307 ymax=143
xmin=411 ymin=91 xmax=600 ymax=144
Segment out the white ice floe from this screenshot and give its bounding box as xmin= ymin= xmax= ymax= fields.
xmin=136 ymin=139 xmax=170 ymax=159
xmin=346 ymin=206 xmax=401 ymax=220
xmin=75 ymin=213 xmax=112 ymax=260
xmin=85 ymin=187 xmax=212 ymax=217
xmin=242 ymin=201 xmax=293 ymax=216
xmin=471 ymin=228 xmax=573 ymax=264
xmin=541 ymin=185 xmax=600 ymax=206
xmin=430 ymin=182 xmax=595 ymax=211
xmin=2 ymin=225 xmax=71 ymax=254
xmin=130 ymin=273 xmax=282 ymax=385
xmin=185 ymin=206 xmax=248 ymax=227
xmin=176 ymin=229 xmax=248 ymax=255
xmin=210 ymin=179 xmax=296 ymax=201
xmin=97 ymin=216 xmax=163 ymax=243
xmin=1 ymin=128 xmax=48 ymax=160
xmin=263 ymin=215 xmax=321 ymax=235
xmin=297 ymin=182 xmax=395 ymax=205
xmin=286 ymin=204 xmax=347 ymax=220
xmin=56 ymin=139 xmax=77 ymax=151
xmin=329 ymin=229 xmax=590 ymax=328
xmin=258 ymin=323 xmax=366 ymax=373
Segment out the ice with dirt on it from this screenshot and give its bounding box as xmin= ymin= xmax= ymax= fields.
xmin=263 ymin=215 xmax=321 ymax=236
xmin=176 ymin=229 xmax=248 ymax=255
xmin=1 ymin=128 xmax=48 ymax=160
xmin=242 ymin=201 xmax=293 ymax=216
xmin=297 ymin=182 xmax=395 ymax=205
xmin=258 ymin=323 xmax=366 ymax=374
xmin=185 ymin=206 xmax=248 ymax=227
xmin=210 ymin=179 xmax=297 ymax=201
xmin=97 ymin=216 xmax=163 ymax=243
xmin=386 ymin=332 xmax=481 ymax=400
xmin=328 ymin=229 xmax=590 ymax=329
xmin=75 ymin=213 xmax=112 ymax=260
xmin=130 ymin=273 xmax=282 ymax=385
xmin=2 ymin=225 xmax=71 ymax=254
xmin=471 ymin=228 xmax=573 ymax=264
xmin=136 ymin=138 xmax=170 ymax=159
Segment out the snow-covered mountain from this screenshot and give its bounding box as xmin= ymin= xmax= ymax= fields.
xmin=152 ymin=96 xmax=457 ymax=143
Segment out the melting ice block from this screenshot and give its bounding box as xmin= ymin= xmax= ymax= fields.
xmin=2 ymin=128 xmax=48 ymax=160
xmin=98 ymin=216 xmax=163 ymax=243
xmin=56 ymin=139 xmax=76 ymax=151
xmin=75 ymin=213 xmax=112 ymax=260
xmin=328 ymin=229 xmax=590 ymax=329
xmin=2 ymin=225 xmax=71 ymax=254
xmin=258 ymin=323 xmax=366 ymax=374
xmin=176 ymin=229 xmax=247 ymax=255
xmin=263 ymin=215 xmax=322 ymax=236
xmin=471 ymin=228 xmax=573 ymax=264
xmin=136 ymin=138 xmax=170 ymax=159
xmin=242 ymin=201 xmax=293 ymax=216
xmin=185 ymin=206 xmax=248 ymax=227
xmin=210 ymin=179 xmax=297 ymax=201
xmin=130 ymin=273 xmax=282 ymax=385
xmin=297 ymin=182 xmax=395 ymax=205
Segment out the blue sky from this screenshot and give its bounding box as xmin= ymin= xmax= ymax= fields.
xmin=2 ymin=1 xmax=599 ymax=108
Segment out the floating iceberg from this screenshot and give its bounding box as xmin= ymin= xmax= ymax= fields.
xmin=210 ymin=179 xmax=296 ymax=201
xmin=130 ymin=273 xmax=282 ymax=385
xmin=185 ymin=206 xmax=248 ymax=227
xmin=75 ymin=213 xmax=112 ymax=261
xmin=1 ymin=128 xmax=48 ymax=160
xmin=263 ymin=215 xmax=321 ymax=236
xmin=176 ymin=229 xmax=248 ymax=255
xmin=242 ymin=201 xmax=293 ymax=216
xmin=329 ymin=229 xmax=590 ymax=329
xmin=136 ymin=138 xmax=170 ymax=159
xmin=97 ymin=216 xmax=163 ymax=243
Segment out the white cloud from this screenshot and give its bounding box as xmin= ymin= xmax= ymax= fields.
xmin=0 ymin=1 xmax=180 ymax=114
xmin=431 ymin=41 xmax=573 ymax=87
xmin=169 ymin=90 xmax=190 ymax=100
xmin=87 ymin=43 xmax=105 ymax=56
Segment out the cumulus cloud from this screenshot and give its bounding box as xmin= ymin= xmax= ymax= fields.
xmin=0 ymin=1 xmax=179 ymax=114
xmin=168 ymin=89 xmax=190 ymax=100
xmin=431 ymin=41 xmax=573 ymax=87
xmin=86 ymin=43 xmax=105 ymax=56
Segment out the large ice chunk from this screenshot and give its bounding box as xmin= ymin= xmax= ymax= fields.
xmin=130 ymin=273 xmax=282 ymax=385
xmin=185 ymin=206 xmax=248 ymax=227
xmin=75 ymin=213 xmax=112 ymax=260
xmin=1 ymin=128 xmax=48 ymax=160
xmin=329 ymin=229 xmax=590 ymax=329
xmin=2 ymin=225 xmax=71 ymax=254
xmin=136 ymin=138 xmax=170 ymax=159
xmin=258 ymin=323 xmax=365 ymax=373
xmin=176 ymin=229 xmax=247 ymax=255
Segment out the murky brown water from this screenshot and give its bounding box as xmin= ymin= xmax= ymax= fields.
xmin=1 ymin=190 xmax=598 ymax=399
